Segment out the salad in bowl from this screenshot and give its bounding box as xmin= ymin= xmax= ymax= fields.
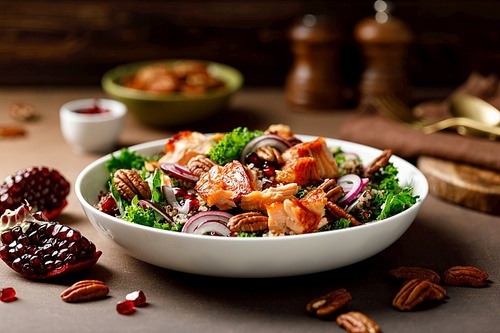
xmin=94 ymin=124 xmax=419 ymax=238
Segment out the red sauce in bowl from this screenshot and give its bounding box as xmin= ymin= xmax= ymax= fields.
xmin=74 ymin=104 xmax=110 ymax=114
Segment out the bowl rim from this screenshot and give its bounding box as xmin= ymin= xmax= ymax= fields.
xmin=75 ymin=135 xmax=429 ymax=243
xmin=101 ymin=59 xmax=244 ymax=102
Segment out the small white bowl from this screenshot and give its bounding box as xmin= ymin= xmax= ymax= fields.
xmin=60 ymin=98 xmax=127 ymax=154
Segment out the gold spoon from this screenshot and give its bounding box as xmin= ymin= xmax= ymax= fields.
xmin=448 ymin=94 xmax=500 ymax=140
xmin=376 ymin=93 xmax=500 ymax=139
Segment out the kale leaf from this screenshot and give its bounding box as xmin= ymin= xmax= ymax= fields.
xmin=208 ymin=127 xmax=263 ymax=165
xmin=371 ymin=163 xmax=419 ymax=220
xmin=105 ymin=148 xmax=147 ymax=175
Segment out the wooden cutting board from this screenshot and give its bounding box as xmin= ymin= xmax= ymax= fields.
xmin=417 ymin=156 xmax=500 ymax=215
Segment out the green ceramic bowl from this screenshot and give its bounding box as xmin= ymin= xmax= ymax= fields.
xmin=101 ymin=60 xmax=243 ymax=127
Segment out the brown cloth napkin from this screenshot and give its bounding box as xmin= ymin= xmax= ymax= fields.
xmin=338 ymin=73 xmax=500 ymax=172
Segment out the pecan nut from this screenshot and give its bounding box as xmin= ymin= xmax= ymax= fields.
xmin=392 ymin=279 xmax=446 ymax=311
xmin=0 ymin=125 xmax=25 ymax=138
xmin=326 ymin=202 xmax=362 ymax=226
xmin=318 ymin=179 xmax=343 ymax=203
xmin=336 ymin=311 xmax=382 ymax=333
xmin=144 ymin=160 xmax=161 ymax=172
xmin=306 ymin=289 xmax=352 ymax=317
xmin=227 ymin=212 xmax=268 ymax=232
xmin=264 ymin=124 xmax=302 ymax=146
xmin=60 ymin=280 xmax=109 ymax=303
xmin=113 ymin=169 xmax=151 ymax=203
xmin=187 ymin=154 xmax=216 ymax=177
xmin=255 ymin=146 xmax=284 ymax=164
xmin=442 ymin=266 xmax=489 ymax=287
xmin=388 ymin=266 xmax=441 ymax=284
xmin=363 ymin=149 xmax=392 ymax=178
xmin=9 ymin=102 xmax=38 ymax=122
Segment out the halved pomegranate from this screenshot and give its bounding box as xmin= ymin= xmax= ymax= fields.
xmin=0 ymin=204 xmax=101 ymax=279
xmin=0 ymin=166 xmax=70 ymax=220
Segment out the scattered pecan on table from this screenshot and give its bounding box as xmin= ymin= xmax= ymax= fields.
xmin=60 ymin=280 xmax=109 ymax=303
xmin=0 ymin=125 xmax=25 ymax=138
xmin=442 ymin=266 xmax=489 ymax=287
xmin=336 ymin=311 xmax=382 ymax=333
xmin=392 ymin=278 xmax=446 ymax=311
xmin=388 ymin=266 xmax=441 ymax=284
xmin=9 ymin=102 xmax=38 ymax=122
xmin=306 ymin=289 xmax=352 ymax=317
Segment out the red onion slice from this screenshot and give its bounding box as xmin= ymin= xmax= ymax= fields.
xmin=345 ymin=190 xmax=369 ymax=213
xmin=177 ymin=200 xmax=192 ymax=215
xmin=162 ymin=186 xmax=192 ymax=214
xmin=160 ymin=163 xmax=199 ymax=183
xmin=162 ymin=186 xmax=180 ymax=208
xmin=182 ymin=211 xmax=233 ymax=234
xmin=138 ymin=199 xmax=173 ymax=222
xmin=193 ymin=220 xmax=231 ymax=236
xmin=240 ymin=134 xmax=292 ymax=162
xmin=361 ymin=177 xmax=370 ymax=187
xmin=337 ymin=174 xmax=364 ymax=205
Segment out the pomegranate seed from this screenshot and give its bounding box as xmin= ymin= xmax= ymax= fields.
xmin=188 ymin=198 xmax=200 ymax=211
xmin=97 ymin=193 xmax=119 ymax=216
xmin=0 ymin=287 xmax=17 ymax=302
xmin=174 ymin=188 xmax=188 ymax=197
xmin=262 ymin=162 xmax=277 ymax=177
xmin=126 ymin=290 xmax=147 ymax=307
xmin=116 ymin=300 xmax=135 ymax=315
xmin=245 ymin=153 xmax=263 ymax=168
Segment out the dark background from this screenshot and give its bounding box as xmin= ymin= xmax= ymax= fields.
xmin=1 ymin=0 xmax=498 ymax=90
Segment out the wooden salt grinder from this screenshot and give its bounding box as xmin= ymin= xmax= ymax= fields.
xmin=285 ymin=14 xmax=343 ymax=111
xmin=354 ymin=2 xmax=413 ymax=106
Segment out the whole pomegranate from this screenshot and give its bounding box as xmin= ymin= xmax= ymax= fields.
xmin=0 ymin=204 xmax=101 ymax=279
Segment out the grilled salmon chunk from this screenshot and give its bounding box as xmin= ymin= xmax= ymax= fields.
xmin=267 ymin=188 xmax=328 ymax=235
xmin=195 ymin=160 xmax=259 ymax=210
xmin=281 ymin=137 xmax=339 ymax=180
xmin=275 ymin=157 xmax=322 ymax=186
xmin=240 ymin=183 xmax=298 ymax=213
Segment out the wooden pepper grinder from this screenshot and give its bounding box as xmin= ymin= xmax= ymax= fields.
xmin=285 ymin=14 xmax=343 ymax=111
xmin=354 ymin=0 xmax=413 ymax=106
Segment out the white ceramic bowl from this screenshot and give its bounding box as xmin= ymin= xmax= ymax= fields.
xmin=75 ymin=135 xmax=428 ymax=278
xmin=60 ymin=98 xmax=127 ymax=154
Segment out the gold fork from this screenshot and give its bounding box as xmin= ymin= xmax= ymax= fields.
xmin=375 ymin=93 xmax=500 ymax=140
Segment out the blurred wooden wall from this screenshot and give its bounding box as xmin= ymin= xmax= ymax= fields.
xmin=0 ymin=0 xmax=498 ymax=89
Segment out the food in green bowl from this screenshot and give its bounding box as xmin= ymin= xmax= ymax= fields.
xmin=101 ymin=60 xmax=243 ymax=128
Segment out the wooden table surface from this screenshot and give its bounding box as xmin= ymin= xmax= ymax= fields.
xmin=0 ymin=87 xmax=499 ymax=333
